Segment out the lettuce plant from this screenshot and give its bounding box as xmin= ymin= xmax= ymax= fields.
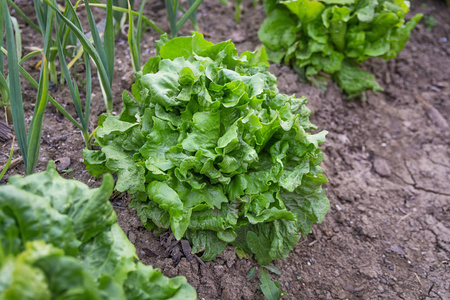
xmin=0 ymin=161 xmax=196 ymax=300
xmin=84 ymin=33 xmax=329 ymax=265
xmin=258 ymin=0 xmax=423 ymax=97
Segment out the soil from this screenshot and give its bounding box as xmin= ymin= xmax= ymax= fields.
xmin=1 ymin=0 xmax=449 ymax=299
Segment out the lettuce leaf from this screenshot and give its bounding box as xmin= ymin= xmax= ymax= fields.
xmin=124 ymin=263 xmax=196 ymax=300
xmin=7 ymin=162 xmax=117 ymax=243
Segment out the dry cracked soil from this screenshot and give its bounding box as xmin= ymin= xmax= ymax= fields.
xmin=1 ymin=0 xmax=449 ymax=299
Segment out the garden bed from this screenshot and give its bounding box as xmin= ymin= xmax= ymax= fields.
xmin=1 ymin=0 xmax=449 ymax=298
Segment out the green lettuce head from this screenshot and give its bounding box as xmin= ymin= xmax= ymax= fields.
xmin=84 ymin=32 xmax=330 ymax=264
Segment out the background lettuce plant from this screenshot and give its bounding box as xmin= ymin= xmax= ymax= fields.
xmin=0 ymin=161 xmax=196 ymax=299
xmin=258 ymin=0 xmax=423 ymax=98
xmin=84 ymin=33 xmax=329 ymax=265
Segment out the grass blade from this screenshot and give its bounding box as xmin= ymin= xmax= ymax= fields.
xmin=84 ymin=51 xmax=92 ymax=133
xmin=188 ymin=0 xmax=198 ymax=31
xmin=73 ymin=0 xmax=113 ymax=112
xmin=84 ymin=0 xmax=110 ymax=78
xmin=112 ymin=0 xmax=122 ymax=24
xmin=86 ymin=3 xmax=164 ymax=34
xmin=127 ymin=0 xmax=138 ymax=73
xmin=48 ymin=47 xmax=58 ymax=83
xmin=45 ymin=0 xmax=113 ymax=112
xmin=18 ymin=62 xmax=84 ymax=131
xmin=234 ymin=0 xmax=243 ymax=24
xmin=6 ymin=0 xmax=41 ymax=33
xmin=127 ymin=0 xmax=145 ymax=73
xmin=55 ymin=19 xmax=87 ymax=131
xmin=66 ymin=47 xmax=84 ymax=71
xmin=0 ymin=72 xmax=9 ymax=101
xmin=0 ymin=71 xmax=12 ymax=123
xmin=0 ymin=5 xmax=3 ymax=76
xmin=0 ymin=137 xmax=14 ymax=182
xmin=82 ymin=0 xmax=101 ymax=145
xmin=59 ymin=0 xmax=84 ymax=80
xmin=26 ymin=54 xmax=49 ymax=175
xmin=56 ymin=9 xmax=93 ymax=148
xmin=26 ymin=8 xmax=53 ymax=175
xmin=32 ymin=0 xmax=46 ymax=33
xmin=0 ymin=46 xmax=85 ymax=132
xmin=104 ymin=0 xmax=115 ymax=85
xmin=2 ymin=0 xmax=28 ymax=168
xmin=111 ymin=0 xmax=132 ymax=26
xmin=0 ymin=0 xmax=6 ymax=92
xmin=176 ymin=0 xmax=203 ymax=33
xmin=165 ymin=0 xmax=177 ymax=38
xmin=19 ymin=50 xmax=42 ymax=64
xmin=60 ymin=1 xmax=80 ymax=53
xmin=10 ymin=17 xmax=21 ymax=59
xmin=135 ymin=0 xmax=146 ymax=68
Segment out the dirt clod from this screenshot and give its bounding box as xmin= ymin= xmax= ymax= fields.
xmin=373 ymin=157 xmax=392 ymax=177
xmin=55 ymin=157 xmax=71 ymax=171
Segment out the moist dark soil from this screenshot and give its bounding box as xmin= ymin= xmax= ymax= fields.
xmin=1 ymin=0 xmax=449 ymax=299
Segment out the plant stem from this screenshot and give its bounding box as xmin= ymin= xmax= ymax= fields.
xmin=176 ymin=0 xmax=203 ymax=33
xmin=82 ymin=130 xmax=92 ymax=150
xmin=235 ymin=2 xmax=241 ymax=24
xmin=165 ymin=0 xmax=178 ymax=38
xmin=49 ymin=60 xmax=58 ymax=84
xmin=0 ymin=137 xmax=14 ymax=182
xmin=85 ymin=3 xmax=165 ymax=34
xmin=188 ymin=0 xmax=198 ymax=31
xmin=5 ymin=105 xmax=12 ymax=124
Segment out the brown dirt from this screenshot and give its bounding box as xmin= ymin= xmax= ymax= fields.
xmin=1 ymin=0 xmax=449 ymax=299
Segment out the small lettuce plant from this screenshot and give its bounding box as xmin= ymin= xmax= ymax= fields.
xmin=258 ymin=0 xmax=423 ymax=97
